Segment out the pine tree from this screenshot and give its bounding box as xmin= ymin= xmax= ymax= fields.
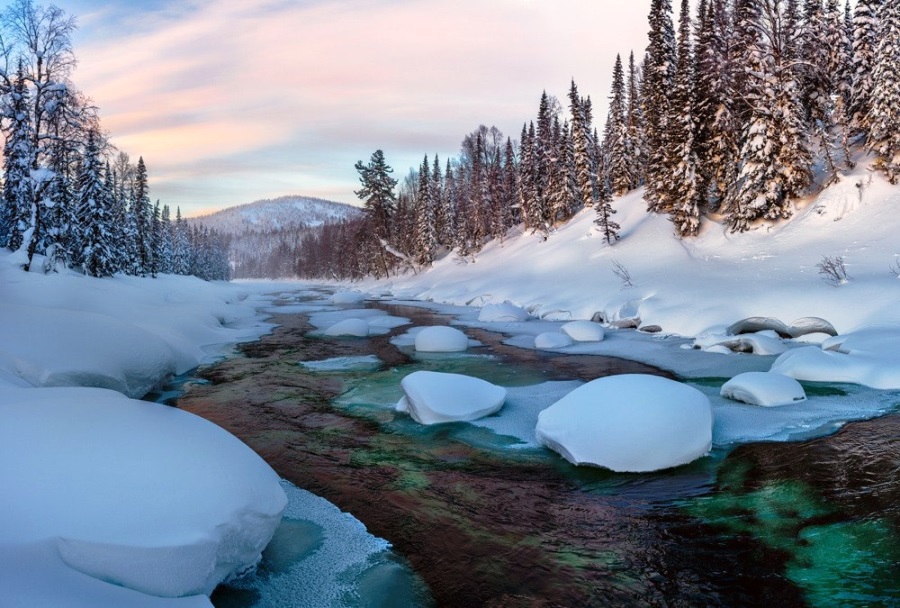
xmin=1 ymin=65 xmax=36 ymax=254
xmin=603 ymin=54 xmax=631 ymax=196
xmin=849 ymin=0 xmax=881 ymax=132
xmin=669 ymin=0 xmax=702 ymax=237
xmin=568 ymin=80 xmax=598 ymax=211
xmin=624 ymin=52 xmax=646 ymax=190
xmin=414 ymin=155 xmax=435 ymax=266
xmin=173 ymin=207 xmax=191 ymax=275
xmin=594 ymin=177 xmax=620 ymax=245
xmin=867 ymin=0 xmax=900 ymax=181
xmin=354 ymin=149 xmax=398 ymax=276
xmin=75 ymin=128 xmax=115 ymax=277
xmin=158 ymin=204 xmax=174 ymax=274
xmin=643 ymin=0 xmax=677 ymax=214
xmin=132 ymin=157 xmax=152 ymax=275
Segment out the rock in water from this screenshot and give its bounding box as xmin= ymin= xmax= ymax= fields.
xmin=535 ymin=374 xmax=712 ymax=472
xmin=720 ymin=372 xmax=807 ymax=407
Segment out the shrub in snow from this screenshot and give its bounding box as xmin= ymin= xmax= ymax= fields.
xmin=396 ymin=370 xmax=506 ymax=425
xmin=816 ymin=255 xmax=849 ymax=287
xmin=477 ymin=302 xmax=529 ymax=322
xmin=414 ymin=326 xmax=469 ymax=352
xmin=720 ymin=372 xmax=807 ymax=406
xmin=331 ymin=291 xmax=366 ymax=305
xmin=323 ymin=318 xmax=370 ymax=337
xmin=535 ymin=374 xmax=713 ymax=472
xmin=0 ymin=387 xmax=286 ymax=599
xmin=560 ymin=320 xmax=605 ymax=342
xmin=534 ymin=332 xmax=574 ymax=350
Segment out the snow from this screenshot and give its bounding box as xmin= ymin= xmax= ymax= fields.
xmin=0 ymin=387 xmax=286 ymax=602
xmin=331 ymin=290 xmax=366 ymax=305
xmin=693 ymin=331 xmax=789 ymax=355
xmin=396 ymin=370 xmax=507 ymax=425
xmin=413 ymin=326 xmax=469 ymax=352
xmin=535 ymin=375 xmax=713 ymax=472
xmin=720 ymin=372 xmax=807 ymax=407
xmin=533 ymin=332 xmax=574 ymax=350
xmin=323 ymin=318 xmax=370 ymax=337
xmin=560 ymin=320 xmax=605 ymax=342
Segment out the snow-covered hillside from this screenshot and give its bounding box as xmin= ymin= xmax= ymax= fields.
xmin=188 ymin=195 xmax=361 ymax=234
xmin=362 ymin=159 xmax=900 ymax=338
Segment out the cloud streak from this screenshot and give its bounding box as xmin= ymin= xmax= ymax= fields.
xmin=65 ymin=0 xmax=654 ymax=215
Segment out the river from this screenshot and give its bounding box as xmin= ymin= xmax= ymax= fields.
xmin=174 ymin=289 xmax=900 ymax=607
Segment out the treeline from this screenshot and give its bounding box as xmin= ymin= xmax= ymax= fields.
xmin=0 ymin=0 xmax=228 ymax=280
xmin=298 ymin=0 xmax=898 ymax=280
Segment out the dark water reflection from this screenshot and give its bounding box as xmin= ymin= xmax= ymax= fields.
xmin=178 ymin=301 xmax=899 ymax=608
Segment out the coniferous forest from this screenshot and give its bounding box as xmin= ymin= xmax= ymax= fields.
xmin=300 ymin=0 xmax=899 ymax=281
xmin=0 ymin=0 xmax=229 ymax=280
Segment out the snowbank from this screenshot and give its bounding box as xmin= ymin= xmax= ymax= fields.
xmin=477 ymin=302 xmax=530 ymax=322
xmin=534 ymin=332 xmax=574 ymax=350
xmin=720 ymin=372 xmax=807 ymax=407
xmin=535 ymin=375 xmax=713 ymax=472
xmin=0 ymin=387 xmax=286 ymax=603
xmin=414 ymin=326 xmax=469 ymax=352
xmin=397 ymin=371 xmax=506 ymax=424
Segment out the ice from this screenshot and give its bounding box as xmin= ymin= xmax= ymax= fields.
xmin=414 ymin=326 xmax=469 ymax=352
xmin=560 ymin=320 xmax=605 ymax=342
xmin=720 ymin=371 xmax=807 ymax=407
xmin=397 ymin=370 xmax=507 ymax=424
xmin=323 ymin=318 xmax=370 ymax=337
xmin=535 ymin=374 xmax=713 ymax=472
xmin=331 ymin=290 xmax=366 ymax=305
xmin=533 ymin=332 xmax=574 ymax=350
xmin=469 ymin=381 xmax=582 ymax=447
xmin=477 ymin=301 xmax=530 ymax=322
xmin=299 ymin=355 xmax=383 ymax=372
xmin=0 ymin=386 xmax=286 ymax=601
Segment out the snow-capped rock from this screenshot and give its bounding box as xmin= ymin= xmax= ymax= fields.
xmin=396 ymin=371 xmax=506 ymax=425
xmin=323 ymin=318 xmax=370 ymax=337
xmin=535 ymin=374 xmax=713 ymax=472
xmin=331 ymin=291 xmax=366 ymax=305
xmin=560 ymin=320 xmax=605 ymax=342
xmin=720 ymin=371 xmax=807 ymax=406
xmin=534 ymin=332 xmax=574 ymax=350
xmin=414 ymin=326 xmax=469 ymax=353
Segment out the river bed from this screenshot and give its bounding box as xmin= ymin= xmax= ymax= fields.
xmin=175 ymin=288 xmax=900 ymax=607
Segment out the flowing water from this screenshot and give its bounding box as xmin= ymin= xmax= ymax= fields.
xmin=174 ymin=292 xmax=900 ymax=607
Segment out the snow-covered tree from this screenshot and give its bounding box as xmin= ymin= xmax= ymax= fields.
xmin=354 ymin=149 xmax=398 ymax=276
xmin=75 ymin=128 xmax=115 ymax=277
xmin=603 ymin=54 xmax=631 ymax=196
xmin=867 ymin=0 xmax=900 ymax=181
xmin=413 ymin=155 xmax=435 ymax=266
xmin=849 ymin=0 xmax=882 ymax=131
xmin=643 ymin=0 xmax=677 ymax=214
xmin=1 ymin=65 xmax=36 ymax=254
xmin=568 ymin=80 xmax=598 ymax=212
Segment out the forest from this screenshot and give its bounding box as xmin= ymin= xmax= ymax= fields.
xmin=0 ymin=0 xmax=229 ymax=280
xmin=292 ymin=0 xmax=898 ymax=281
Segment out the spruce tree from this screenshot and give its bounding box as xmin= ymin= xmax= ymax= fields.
xmin=625 ymin=52 xmax=646 ymax=191
xmin=354 ymin=149 xmax=398 ymax=276
xmin=568 ymin=80 xmax=598 ymax=211
xmin=132 ymin=157 xmax=152 ymax=275
xmin=594 ymin=178 xmax=620 ymax=246
xmin=643 ymin=0 xmax=677 ymax=214
xmin=850 ymin=0 xmax=882 ymax=132
xmin=414 ymin=155 xmax=435 ymax=266
xmin=1 ymin=65 xmax=36 ymax=254
xmin=603 ymin=54 xmax=631 ymax=196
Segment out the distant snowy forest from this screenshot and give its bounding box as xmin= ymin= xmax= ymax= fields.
xmin=300 ymin=0 xmax=899 ymax=281
xmin=0 ymin=0 xmax=229 ymax=280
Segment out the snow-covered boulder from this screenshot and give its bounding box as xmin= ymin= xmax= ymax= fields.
xmin=414 ymin=326 xmax=469 ymax=353
xmin=788 ymin=317 xmax=837 ymax=338
xmin=331 ymin=291 xmax=366 ymax=305
xmin=535 ymin=374 xmax=713 ymax=472
xmin=560 ymin=321 xmax=605 ymax=342
xmin=323 ymin=318 xmax=369 ymax=337
xmin=720 ymin=372 xmax=807 ymax=407
xmin=0 ymin=387 xmax=286 ymax=599
xmin=534 ymin=332 xmax=574 ymax=350
xmin=477 ymin=302 xmax=529 ymax=323
xmin=396 ymin=371 xmax=506 ymax=425
xmin=726 ymin=317 xmax=791 ymax=338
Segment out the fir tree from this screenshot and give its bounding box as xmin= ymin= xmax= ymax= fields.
xmin=568 ymin=79 xmax=598 ymax=211
xmin=643 ymin=0 xmax=677 ymax=214
xmin=354 ymin=149 xmax=398 ymax=276
xmin=132 ymin=157 xmax=152 ymax=275
xmin=414 ymin=155 xmax=435 ymax=266
xmin=1 ymin=65 xmax=36 ymax=254
xmin=603 ymin=54 xmax=631 ymax=196
xmin=594 ymin=177 xmax=620 ymax=245
xmin=625 ymin=52 xmax=646 ymax=190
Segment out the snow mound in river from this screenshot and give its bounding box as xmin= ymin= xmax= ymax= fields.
xmin=397 ymin=370 xmax=506 ymax=424
xmin=535 ymin=374 xmax=713 ymax=472
xmin=414 ymin=326 xmax=469 ymax=352
xmin=720 ymin=372 xmax=807 ymax=407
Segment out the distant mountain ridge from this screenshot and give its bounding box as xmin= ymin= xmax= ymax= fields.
xmin=188 ymin=195 xmax=362 ymax=235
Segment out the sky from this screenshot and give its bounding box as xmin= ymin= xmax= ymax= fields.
xmin=59 ymin=0 xmax=657 ymax=217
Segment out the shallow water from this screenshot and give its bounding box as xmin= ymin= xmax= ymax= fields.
xmin=177 ymin=290 xmax=900 ymax=607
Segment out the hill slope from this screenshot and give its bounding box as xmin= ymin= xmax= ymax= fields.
xmin=188 ymin=196 xmax=361 ymax=235
xmin=363 ymin=158 xmax=900 ymax=337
